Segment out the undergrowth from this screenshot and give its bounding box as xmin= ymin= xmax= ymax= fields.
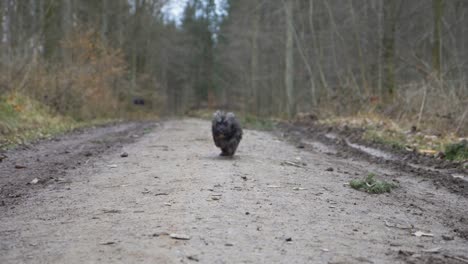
xmin=350 ymin=173 xmax=398 ymax=194
xmin=444 ymin=141 xmax=468 ymax=161
xmin=363 ymin=129 xmax=406 ymax=150
xmin=320 ymin=114 xmax=466 ymax=161
xmin=0 ymin=30 xmax=160 ymax=149
xmin=241 ymin=115 xmax=274 ymax=131
xmin=0 ymin=92 xmax=115 ymax=149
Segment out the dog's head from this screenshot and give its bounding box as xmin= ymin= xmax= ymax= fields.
xmin=212 ymin=111 xmax=236 ymax=138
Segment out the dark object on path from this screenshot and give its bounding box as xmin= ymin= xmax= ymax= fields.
xmin=212 ymin=110 xmax=243 ymax=156
xmin=133 ymin=98 xmax=145 ymax=105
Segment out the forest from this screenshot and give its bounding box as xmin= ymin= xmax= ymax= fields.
xmin=2 ymin=2 xmax=468 ymax=262
xmin=0 ymin=0 xmax=467 ymax=142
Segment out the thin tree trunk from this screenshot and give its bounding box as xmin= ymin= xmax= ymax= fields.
xmin=250 ymin=8 xmax=260 ymax=114
xmin=324 ymin=0 xmax=344 ymax=94
xmin=349 ymin=0 xmax=369 ymax=96
xmin=377 ymin=0 xmax=383 ymax=97
xmin=308 ymin=1 xmax=327 ymax=105
xmin=38 ymin=0 xmax=44 ymax=58
xmin=4 ymin=0 xmax=12 ymax=82
xmin=432 ymin=0 xmax=444 ymax=81
xmin=382 ymin=0 xmax=400 ymax=101
xmin=292 ymin=16 xmax=316 ymax=107
xmin=117 ymin=0 xmax=124 ymax=46
xmin=0 ymin=0 xmax=4 ymax=61
xmin=62 ymin=0 xmax=72 ymax=64
xmin=456 ymin=103 xmax=468 ymax=135
xmin=131 ymin=0 xmax=142 ymax=90
xmin=284 ymin=0 xmax=295 ymax=118
xmin=417 ymin=83 xmax=428 ymax=128
xmin=454 ymin=0 xmax=465 ymax=94
xmin=101 ymin=0 xmax=108 ymax=43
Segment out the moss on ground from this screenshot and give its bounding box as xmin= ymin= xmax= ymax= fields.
xmin=0 ymin=92 xmax=114 ymax=149
xmin=362 ymin=129 xmax=406 ymax=150
xmin=350 ymin=173 xmax=398 ymax=194
xmin=319 ymin=115 xmax=466 ymax=161
xmin=241 ymin=115 xmax=274 ymax=131
xmin=444 ymin=141 xmax=468 ymax=161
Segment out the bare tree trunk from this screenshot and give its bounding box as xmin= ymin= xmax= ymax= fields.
xmin=117 ymin=0 xmax=124 ymax=46
xmin=454 ymin=0 xmax=465 ymax=94
xmin=30 ymin=0 xmax=36 ymax=48
xmin=250 ymin=8 xmax=260 ymax=114
xmin=324 ymin=0 xmax=344 ymax=94
xmin=3 ymin=0 xmax=12 ymax=86
xmin=101 ymin=0 xmax=108 ymax=44
xmin=382 ymin=0 xmax=400 ymax=101
xmin=432 ymin=0 xmax=444 ymax=80
xmin=38 ymin=0 xmax=45 ymax=58
xmin=377 ymin=0 xmax=383 ymax=97
xmin=0 ymin=0 xmax=4 ymax=61
xmin=62 ymin=0 xmax=72 ymax=64
xmin=131 ymin=0 xmax=142 ymax=90
xmin=309 ymin=1 xmax=328 ymax=102
xmin=284 ymin=0 xmax=295 ymax=118
xmin=417 ymin=82 xmax=428 ymax=128
xmin=349 ymin=0 xmax=369 ymax=96
xmin=456 ymin=103 xmax=468 ymax=135
xmin=292 ymin=18 xmax=316 ymax=107
xmin=3 ymin=0 xmax=12 ymax=61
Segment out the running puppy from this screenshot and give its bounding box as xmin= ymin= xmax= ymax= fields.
xmin=212 ymin=110 xmax=243 ymax=156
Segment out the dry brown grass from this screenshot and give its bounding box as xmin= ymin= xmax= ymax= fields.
xmin=308 ymin=78 xmax=467 ymax=140
xmin=0 ymin=30 xmax=161 ymax=148
xmin=1 ymin=29 xmax=163 ymax=121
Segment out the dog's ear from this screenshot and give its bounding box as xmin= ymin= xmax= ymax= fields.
xmin=226 ymin=112 xmax=235 ymax=120
xmin=213 ymin=110 xmax=223 ymax=123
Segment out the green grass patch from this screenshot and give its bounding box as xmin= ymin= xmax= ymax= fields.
xmin=185 ymin=109 xmax=214 ymax=119
xmin=0 ymin=92 xmax=115 ymax=149
xmin=320 ymin=115 xmax=467 ymax=161
xmin=444 ymin=141 xmax=468 ymax=161
xmin=362 ymin=129 xmax=406 ymax=150
xmin=241 ymin=114 xmax=274 ymax=131
xmin=350 ymin=173 xmax=398 ymax=194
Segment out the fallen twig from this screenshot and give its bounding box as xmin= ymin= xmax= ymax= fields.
xmin=444 ymin=255 xmax=468 ymax=264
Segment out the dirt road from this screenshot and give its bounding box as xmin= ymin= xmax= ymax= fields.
xmin=1 ymin=119 xmax=468 ymax=263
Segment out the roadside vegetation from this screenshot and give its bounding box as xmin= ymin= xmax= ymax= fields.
xmin=0 ymin=92 xmax=75 ymax=148
xmin=318 ymin=114 xmax=468 ymax=162
xmin=0 ymin=92 xmax=120 ymax=149
xmin=350 ymin=173 xmax=398 ymax=194
xmin=445 ymin=141 xmax=468 ymax=162
xmin=0 ymin=31 xmax=157 ymax=149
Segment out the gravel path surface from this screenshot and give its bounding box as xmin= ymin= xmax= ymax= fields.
xmin=1 ymin=119 xmax=467 ymax=263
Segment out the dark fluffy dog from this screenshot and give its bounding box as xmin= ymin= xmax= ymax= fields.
xmin=212 ymin=110 xmax=243 ymax=156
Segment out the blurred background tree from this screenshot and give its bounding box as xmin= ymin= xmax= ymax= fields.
xmin=0 ymin=0 xmax=466 ymax=134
